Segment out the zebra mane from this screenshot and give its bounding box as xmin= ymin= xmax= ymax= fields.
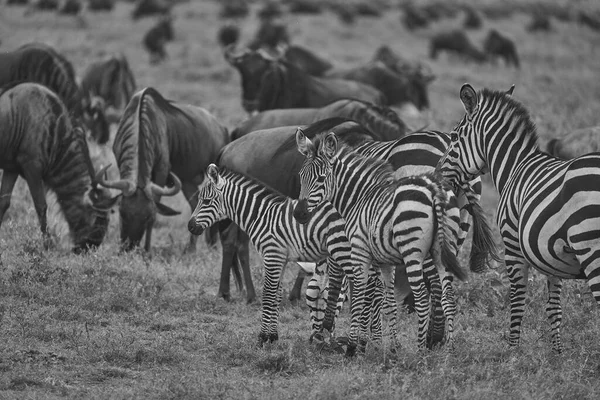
xmin=217 ymin=166 xmax=290 ymax=205
xmin=333 ymin=142 xmax=396 ymax=185
xmin=480 ymin=88 xmax=539 ymax=148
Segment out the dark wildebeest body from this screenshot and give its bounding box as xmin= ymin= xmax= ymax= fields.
xmin=249 ymin=20 xmax=290 ymax=50
xmin=59 ymin=0 xmax=81 ymax=14
xmin=7 ymin=0 xmax=28 ymax=5
xmin=527 ymin=13 xmax=551 ymax=31
xmin=143 ymin=16 xmax=174 ymax=64
xmin=97 ymin=88 xmax=229 ymax=252
xmin=547 ymin=126 xmax=600 ymax=160
xmin=579 ymin=12 xmax=600 ymax=32
xmin=429 ymin=29 xmax=487 ymax=63
xmin=257 ymin=1 xmax=282 ymax=20
xmin=0 ymin=83 xmax=118 ymax=251
xmin=131 ymin=0 xmax=170 ymax=20
xmin=219 ymin=0 xmax=249 ymax=19
xmin=217 ymin=24 xmax=241 ymax=48
xmin=372 ymin=45 xmax=434 ymax=81
xmin=325 ymin=61 xmax=429 ymax=109
xmin=402 ymin=5 xmax=429 ymax=31
xmin=232 ymin=99 xmax=408 ymax=142
xmin=35 ymin=0 xmax=58 ymax=10
xmin=89 ymin=0 xmax=114 ymax=11
xmin=224 ymin=47 xmax=386 ymax=113
xmin=463 ymin=6 xmax=483 ymax=29
xmin=80 ymin=53 xmax=137 ymax=122
xmin=483 ymin=29 xmax=520 ymax=68
xmin=281 ymin=45 xmax=333 ymax=77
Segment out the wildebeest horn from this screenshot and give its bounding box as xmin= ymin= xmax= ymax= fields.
xmin=95 ymin=164 xmax=136 ymax=196
xmin=506 ymin=84 xmax=515 ymax=96
xmin=149 ymin=172 xmax=182 ymax=197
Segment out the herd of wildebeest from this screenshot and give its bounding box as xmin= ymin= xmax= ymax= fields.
xmin=1 ymin=0 xmax=600 ymax=355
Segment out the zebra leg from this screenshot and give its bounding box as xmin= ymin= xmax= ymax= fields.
xmin=306 ymin=260 xmax=328 ymax=340
xmin=323 ymin=257 xmax=346 ymax=333
xmin=546 ymin=276 xmax=563 ymax=353
xmin=369 ymin=268 xmax=385 ymax=343
xmin=401 ymin=253 xmax=430 ymax=350
xmin=440 ymin=275 xmax=456 ymax=348
xmin=380 ymin=264 xmax=399 ymax=349
xmin=504 ymin=252 xmax=530 ymax=348
xmin=422 ymin=257 xmax=445 ymax=349
xmin=258 ymin=256 xmax=285 ymax=346
xmin=0 ymin=171 xmax=18 ymax=228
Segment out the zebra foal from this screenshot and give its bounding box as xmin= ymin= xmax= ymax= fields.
xmin=187 ymin=164 xmax=365 ymax=353
xmin=293 ymin=131 xmax=468 ymax=350
xmin=439 ymin=83 xmax=600 ymax=353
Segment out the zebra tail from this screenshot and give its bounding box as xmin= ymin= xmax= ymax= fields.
xmin=468 ymin=201 xmax=502 ymax=273
xmin=432 ymin=185 xmax=468 ymax=282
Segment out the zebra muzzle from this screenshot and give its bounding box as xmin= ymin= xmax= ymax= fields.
xmin=293 ymin=199 xmax=311 ymax=224
xmin=187 ymin=218 xmax=204 ymax=236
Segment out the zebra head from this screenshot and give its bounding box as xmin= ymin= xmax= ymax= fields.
xmin=188 ymin=164 xmax=226 ymax=236
xmin=293 ymin=128 xmax=336 ymax=224
xmin=438 ymin=83 xmax=489 ymax=189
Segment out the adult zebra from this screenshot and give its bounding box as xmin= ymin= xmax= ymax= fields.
xmin=188 ymin=164 xmax=365 ymax=354
xmin=438 ymin=83 xmax=600 ymax=353
xmin=293 ymin=132 xmax=468 ymax=350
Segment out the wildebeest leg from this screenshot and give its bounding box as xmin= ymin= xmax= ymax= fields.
xmin=22 ymin=167 xmax=50 ymax=248
xmin=182 ymin=181 xmax=200 ymax=253
xmin=236 ymin=232 xmax=256 ymax=303
xmin=217 ymin=220 xmax=241 ymax=301
xmin=289 ymin=269 xmax=307 ymax=304
xmin=0 ymin=171 xmax=19 ymax=227
xmin=144 ymin=225 xmax=153 ymax=252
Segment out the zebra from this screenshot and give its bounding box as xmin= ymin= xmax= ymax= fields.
xmin=187 ymin=164 xmax=366 ymax=355
xmin=275 ymin=125 xmax=498 ymax=348
xmin=293 ymin=131 xmax=468 ymax=350
xmin=437 ymin=83 xmax=600 ymax=353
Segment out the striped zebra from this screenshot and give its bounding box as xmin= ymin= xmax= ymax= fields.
xmin=187 ymin=164 xmax=366 ymax=353
xmin=276 ymin=124 xmax=498 ymax=347
xmin=293 ymin=132 xmax=468 ymax=350
xmin=438 ymin=83 xmax=600 ymax=353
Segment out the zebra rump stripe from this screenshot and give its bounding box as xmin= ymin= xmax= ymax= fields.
xmin=439 ymin=83 xmax=600 ymax=353
xmin=187 ymin=164 xmax=365 ymax=354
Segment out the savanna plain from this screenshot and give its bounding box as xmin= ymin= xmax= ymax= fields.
xmin=1 ymin=0 xmax=600 ymax=399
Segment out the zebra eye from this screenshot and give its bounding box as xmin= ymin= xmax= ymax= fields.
xmin=202 ymin=198 xmax=211 ymax=205
xmin=316 ymin=174 xmax=326 ymax=182
xmin=450 ymin=132 xmax=458 ymax=142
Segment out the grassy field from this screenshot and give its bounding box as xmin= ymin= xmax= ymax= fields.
xmin=1 ymin=1 xmax=600 ymax=398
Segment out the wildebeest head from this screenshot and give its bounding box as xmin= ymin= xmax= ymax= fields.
xmin=224 ymin=45 xmax=275 ymax=112
xmin=81 ymin=94 xmax=110 ymax=145
xmin=95 ymin=166 xmax=182 ymax=251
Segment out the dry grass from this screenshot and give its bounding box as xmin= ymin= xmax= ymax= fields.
xmin=1 ymin=1 xmax=600 ymax=399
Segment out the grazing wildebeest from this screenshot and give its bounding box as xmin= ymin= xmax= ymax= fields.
xmin=279 ymin=45 xmax=334 ymax=77
xmin=59 ymin=0 xmax=81 ymax=14
xmin=80 ymin=53 xmax=137 ymax=122
xmin=579 ymin=11 xmax=600 ymax=32
xmin=289 ymin=0 xmax=322 ymax=15
xmin=88 ymin=0 xmax=114 ymax=11
xmin=224 ymin=46 xmax=386 ymax=113
xmin=463 ymin=6 xmax=483 ymax=29
xmin=219 ymin=0 xmax=249 ymax=19
xmin=402 ymin=4 xmax=429 ymax=31
xmin=131 ymin=0 xmax=170 ymax=20
xmin=527 ymin=12 xmax=551 ymax=32
xmin=0 ymin=83 xmax=118 ymax=252
xmin=7 ymin=0 xmax=29 ymax=5
xmin=232 ymin=99 xmax=409 ymax=142
xmin=483 ymin=29 xmax=520 ymax=68
xmin=325 ymin=61 xmax=430 ymax=109
xmin=217 ymin=24 xmax=240 ymax=48
xmin=546 ymin=126 xmax=600 ymax=160
xmin=372 ymin=45 xmax=435 ymax=82
xmin=0 ymin=43 xmax=109 ymax=141
xmin=96 ymin=87 xmax=229 ymax=252
xmin=257 ymin=1 xmax=282 ymax=20
xmin=429 ymin=29 xmax=487 ymax=63
xmin=35 ymin=0 xmax=58 ymax=10
xmin=143 ymin=16 xmax=174 ymax=64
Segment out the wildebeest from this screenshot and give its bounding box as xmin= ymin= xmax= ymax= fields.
xmin=288 ymin=0 xmax=322 ymax=15
xmin=249 ymin=19 xmax=290 ymax=51
xmin=232 ymin=99 xmax=409 ymax=142
xmin=143 ymin=16 xmax=174 ymax=64
xmin=257 ymin=1 xmax=282 ymax=20
xmin=219 ymin=0 xmax=249 ymax=19
xmin=96 ymin=87 xmax=229 ymax=252
xmin=88 ymin=0 xmax=114 ymax=11
xmin=217 ymin=24 xmax=241 ymax=48
xmin=35 ymin=0 xmax=59 ymax=10
xmin=483 ymin=29 xmax=520 ymax=68
xmin=402 ymin=4 xmax=429 ymax=31
xmin=278 ymin=45 xmax=333 ymax=77
xmin=80 ymin=53 xmax=137 ymax=122
xmin=463 ymin=6 xmax=483 ymax=29
xmin=59 ymin=0 xmax=81 ymax=14
xmin=0 ymin=83 xmax=118 ymax=252
xmin=527 ymin=12 xmax=551 ymax=32
xmin=372 ymin=45 xmax=435 ymax=81
xmin=224 ymin=46 xmax=386 ymax=113
xmin=429 ymin=29 xmax=487 ymax=63
xmin=7 ymin=0 xmax=29 ymax=5
xmin=578 ymin=11 xmax=600 ymax=32
xmin=131 ymin=0 xmax=170 ymax=20
xmin=546 ymin=126 xmax=600 ymax=160
xmin=325 ymin=61 xmax=430 ymax=109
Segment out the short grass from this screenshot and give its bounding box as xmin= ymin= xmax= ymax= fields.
xmin=1 ymin=1 xmax=600 ymax=399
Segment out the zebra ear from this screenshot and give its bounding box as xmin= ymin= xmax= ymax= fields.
xmin=296 ymin=127 xmax=313 ymax=157
xmin=321 ymin=132 xmax=338 ymax=159
xmin=460 ymin=84 xmax=478 ymax=118
xmin=506 ymin=84 xmax=515 ymax=96
xmin=207 ymin=164 xmax=222 ymax=188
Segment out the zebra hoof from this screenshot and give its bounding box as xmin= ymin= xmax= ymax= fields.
xmin=335 ymin=336 xmax=350 ymax=346
xmin=310 ymin=331 xmax=325 ymax=344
